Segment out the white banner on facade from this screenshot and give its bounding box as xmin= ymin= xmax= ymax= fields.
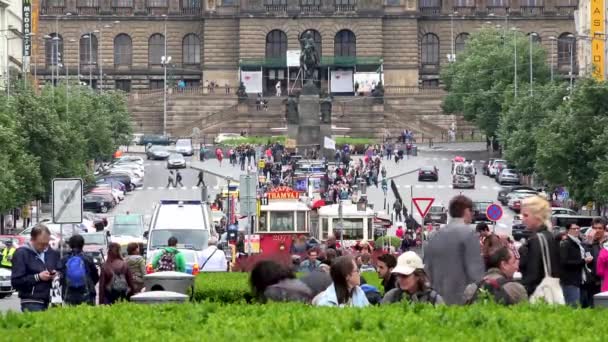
xmin=324 ymin=136 xmax=336 ymax=150
xmin=354 ymin=72 xmax=382 ymax=94
xmin=241 ymin=71 xmax=263 ymax=94
xmin=286 ymin=50 xmax=301 ymax=67
xmin=330 ymin=70 xmax=354 ymax=93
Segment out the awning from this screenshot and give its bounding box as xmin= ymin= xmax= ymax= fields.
xmin=311 ymin=199 xmax=326 ymax=209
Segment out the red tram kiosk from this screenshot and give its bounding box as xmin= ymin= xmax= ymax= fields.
xmin=256 ymin=186 xmax=311 ymax=254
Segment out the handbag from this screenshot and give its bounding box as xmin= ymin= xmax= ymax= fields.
xmin=50 ymin=274 xmax=64 ymax=306
xmin=530 ymin=233 xmax=565 ymax=305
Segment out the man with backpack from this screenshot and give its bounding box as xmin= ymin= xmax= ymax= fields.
xmin=463 ymin=246 xmax=528 ymax=305
xmin=58 ymin=235 xmax=99 ymax=306
xmin=152 ymin=237 xmax=186 ymax=273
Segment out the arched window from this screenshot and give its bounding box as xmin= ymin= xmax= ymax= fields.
xmin=455 ymin=33 xmax=469 ymax=54
xmin=300 ymin=29 xmax=322 ymax=58
xmin=45 ymin=33 xmax=63 ymax=67
xmin=114 ymin=34 xmax=132 ymax=67
xmin=148 ymin=33 xmax=165 ymax=66
xmin=421 ymin=33 xmax=440 ymax=66
xmin=265 ymin=29 xmax=287 ymax=59
xmin=182 ymin=34 xmax=201 ymax=65
xmin=334 ymin=29 xmax=356 ymax=57
xmin=557 ymin=33 xmax=575 ymax=67
xmin=79 ymin=33 xmax=98 ymax=66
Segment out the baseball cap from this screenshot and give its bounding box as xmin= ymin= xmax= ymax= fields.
xmin=391 ymin=251 xmax=424 ymax=276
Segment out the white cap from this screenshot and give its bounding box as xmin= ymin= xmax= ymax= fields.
xmin=392 ymin=251 xmax=424 ymax=276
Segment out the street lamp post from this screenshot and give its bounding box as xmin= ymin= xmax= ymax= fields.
xmin=569 ymin=35 xmax=574 ymax=94
xmin=512 ymin=27 xmax=518 ymax=98
xmin=529 ymin=33 xmax=537 ymax=97
xmin=70 ymin=38 xmax=79 ymax=87
xmin=450 ymin=12 xmax=458 ymax=61
xmin=548 ymin=36 xmax=556 ymax=82
xmin=162 ymin=14 xmax=169 ymax=136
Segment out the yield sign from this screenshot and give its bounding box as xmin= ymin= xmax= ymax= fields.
xmin=413 ymin=197 xmax=435 ymax=218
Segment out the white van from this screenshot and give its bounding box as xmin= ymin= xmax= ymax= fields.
xmin=145 ymin=200 xmax=213 ymax=271
xmin=175 ymin=138 xmax=194 ymax=156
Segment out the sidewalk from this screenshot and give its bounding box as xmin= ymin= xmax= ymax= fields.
xmin=417 ymin=142 xmax=488 ymax=152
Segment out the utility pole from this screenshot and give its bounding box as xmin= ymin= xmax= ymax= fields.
xmin=512 ymin=27 xmax=518 ymax=99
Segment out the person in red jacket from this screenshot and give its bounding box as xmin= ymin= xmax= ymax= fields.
xmin=216 ymin=148 xmax=224 ymax=166
xmin=396 ymin=226 xmax=404 ymax=239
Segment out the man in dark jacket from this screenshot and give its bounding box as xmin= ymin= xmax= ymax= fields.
xmin=57 ymin=234 xmax=99 ymax=306
xmin=559 ymin=223 xmax=593 ymax=307
xmin=11 ymin=224 xmax=60 ymax=312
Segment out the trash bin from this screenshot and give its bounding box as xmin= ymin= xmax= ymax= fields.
xmin=411 ymin=145 xmax=418 ymax=156
xmin=143 ymin=271 xmax=195 ymax=295
xmin=131 ymin=291 xmax=189 ymax=305
xmin=594 ymin=291 xmax=608 ymax=308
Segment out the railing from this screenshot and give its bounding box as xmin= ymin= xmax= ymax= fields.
xmin=555 ymin=5 xmax=576 ymax=16
xmin=40 ymin=6 xmax=66 ymax=14
xmin=300 ymin=4 xmax=320 ymax=12
xmin=419 ymin=6 xmax=441 ymax=15
xmin=112 ymin=6 xmax=134 ymax=15
xmin=265 ymin=4 xmax=287 ymax=11
xmin=181 ymin=6 xmax=201 ymax=15
xmin=452 ymin=6 xmax=476 ymax=15
xmin=77 ymin=6 xmax=100 ymax=15
xmin=146 ymin=6 xmax=169 ymax=15
xmin=384 ymin=86 xmax=445 ymax=95
xmin=335 ymin=4 xmax=355 ymax=11
xmin=520 ymin=6 xmax=544 ymax=16
xmin=486 ymin=6 xmax=509 ymax=15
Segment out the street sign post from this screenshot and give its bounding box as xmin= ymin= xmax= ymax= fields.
xmin=239 ymin=173 xmax=257 ymax=254
xmin=412 ymin=197 xmax=435 ymax=219
xmin=52 ymin=178 xmax=83 ymax=224
xmin=486 ymin=203 xmax=503 ymax=222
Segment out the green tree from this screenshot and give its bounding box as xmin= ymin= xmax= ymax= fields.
xmin=441 ymin=28 xmax=550 ymax=137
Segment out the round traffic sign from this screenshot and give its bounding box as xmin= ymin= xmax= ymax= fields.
xmin=486 ymin=204 xmax=503 ymax=222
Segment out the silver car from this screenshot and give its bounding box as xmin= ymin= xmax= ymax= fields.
xmin=497 ymin=169 xmax=520 ymax=185
xmin=167 ymin=153 xmax=186 ymax=169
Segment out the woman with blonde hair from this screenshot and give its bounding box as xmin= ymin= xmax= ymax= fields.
xmin=518 ymin=196 xmax=561 ymax=295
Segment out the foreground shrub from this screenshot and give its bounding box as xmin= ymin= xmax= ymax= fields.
xmin=1 ymin=302 xmax=603 ymax=341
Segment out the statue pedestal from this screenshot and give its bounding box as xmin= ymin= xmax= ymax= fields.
xmin=297 ymin=94 xmax=321 ymax=154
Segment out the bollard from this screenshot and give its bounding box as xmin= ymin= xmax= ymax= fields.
xmin=594 ymin=291 xmax=608 ymax=308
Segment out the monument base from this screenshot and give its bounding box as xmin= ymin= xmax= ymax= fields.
xmin=301 ymin=82 xmax=319 ymax=95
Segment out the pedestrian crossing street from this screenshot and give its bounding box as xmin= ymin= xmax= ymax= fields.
xmin=136 ymin=185 xmax=221 ymax=191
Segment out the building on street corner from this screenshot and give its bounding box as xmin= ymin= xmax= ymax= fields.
xmin=0 ymin=0 xmax=23 ymax=91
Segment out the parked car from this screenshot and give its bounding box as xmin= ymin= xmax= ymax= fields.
xmin=488 ymin=159 xmax=508 ymax=178
xmin=107 ymin=166 xmax=144 ymax=179
xmin=507 ymin=192 xmax=536 ymax=213
xmin=83 ymin=193 xmax=116 ymax=213
xmin=81 ymin=232 xmax=110 ymax=266
xmin=418 ymin=166 xmax=438 ymax=182
xmin=114 ymin=155 xmax=144 ymax=166
xmin=482 ymin=158 xmax=496 ymax=176
xmin=497 ymin=169 xmax=521 ymax=185
xmin=96 ymin=174 xmax=135 ymax=192
xmin=423 ymin=203 xmax=447 ymax=224
xmin=146 ymin=145 xmax=171 ymax=160
xmin=88 ymin=186 xmax=123 ymax=203
xmin=472 ymin=201 xmax=493 ymax=222
xmin=167 ymin=153 xmax=187 ymax=169
xmin=497 ymin=186 xmax=536 ymax=205
xmin=175 ymin=138 xmax=194 ymax=156
xmin=103 ymin=171 xmax=143 ymax=189
xmin=551 ymin=207 xmax=578 ymax=216
xmin=0 ymin=267 xmax=13 ymax=299
xmin=140 ymin=135 xmax=172 ymax=146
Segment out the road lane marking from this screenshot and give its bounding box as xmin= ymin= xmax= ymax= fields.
xmin=191 ymin=186 xmax=198 ymax=189
xmin=426 ymin=185 xmax=434 ymax=189
xmin=147 ymin=187 xmax=154 ymax=190
xmin=415 ymin=185 xmax=423 ymax=189
xmin=481 ymin=186 xmax=488 ymax=189
xmin=437 ymin=185 xmax=445 ymax=189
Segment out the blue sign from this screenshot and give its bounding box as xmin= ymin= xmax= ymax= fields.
xmin=486 ymin=204 xmax=503 ymax=222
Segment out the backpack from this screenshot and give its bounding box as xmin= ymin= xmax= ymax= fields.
xmin=530 ymin=233 xmax=565 ymax=305
xmin=65 ymin=255 xmax=88 ymax=289
xmin=155 ymin=250 xmax=177 ymax=272
xmin=109 ymin=271 xmax=129 ymax=294
xmin=465 ymin=277 xmax=516 ymax=305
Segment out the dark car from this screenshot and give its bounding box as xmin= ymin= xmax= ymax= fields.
xmin=472 ymin=201 xmax=493 ymax=222
xmin=497 ymin=186 xmax=536 ymax=205
xmin=96 ymin=174 xmax=135 ymax=192
xmin=140 ymin=135 xmax=172 ymax=146
xmin=83 ymin=193 xmax=116 ymax=213
xmin=512 ymin=224 xmax=532 ymax=242
xmin=418 ymin=166 xmax=438 ymax=182
xmin=146 ymin=145 xmax=171 ymax=160
xmin=423 ymin=203 xmax=448 ymax=224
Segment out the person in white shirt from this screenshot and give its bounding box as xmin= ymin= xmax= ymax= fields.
xmin=198 ymin=237 xmax=228 ymax=272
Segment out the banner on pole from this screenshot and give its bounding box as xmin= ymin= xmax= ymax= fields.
xmin=241 ymin=71 xmax=263 ymax=94
xmin=323 ymin=136 xmax=336 ymax=150
xmin=286 ymin=50 xmax=301 ymax=67
xmin=330 ymin=70 xmax=354 ymax=93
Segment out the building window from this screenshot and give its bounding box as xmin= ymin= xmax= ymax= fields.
xmin=44 ymin=33 xmax=63 ymax=67
xmin=115 ymin=80 xmax=131 ymax=92
xmin=521 ymin=0 xmax=543 ymax=6
xmin=148 ymin=33 xmax=165 ymax=66
xmin=453 ymin=0 xmax=474 ymax=6
xmin=265 ymin=30 xmax=288 ymax=59
xmin=112 ymin=0 xmax=133 ymax=6
xmin=47 ymin=0 xmax=66 ymax=6
xmin=334 ymin=29 xmax=356 ymax=57
xmin=77 ymin=0 xmax=99 ymax=6
xmin=114 ymin=34 xmax=132 ymax=67
xmin=455 ymin=33 xmax=469 ymax=54
xmin=182 ymin=0 xmax=200 ymax=7
xmin=558 ymin=33 xmax=575 ymax=67
xmin=422 ymin=79 xmax=440 ymax=88
xmin=182 ymin=34 xmax=201 ymax=65
xmin=147 ymin=0 xmax=167 ymax=7
xmin=487 ymin=0 xmax=508 ymax=6
xmin=386 ymin=0 xmax=400 ymax=5
xmin=150 ymin=79 xmax=164 ymax=89
xmin=300 ymin=29 xmax=322 ymax=58
xmin=419 ymin=0 xmax=441 ymax=9
xmin=421 ymin=33 xmax=440 ymax=66
xmin=335 ymin=0 xmax=356 ymax=10
xmin=79 ymin=33 xmax=98 ymax=66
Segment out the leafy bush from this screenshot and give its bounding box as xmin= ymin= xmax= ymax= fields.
xmin=220 ymin=136 xmax=286 ymax=146
xmin=375 ymin=236 xmax=402 ymax=249
xmin=193 ymin=272 xmax=383 ymax=303
xmin=1 ymin=302 xmax=604 ymax=340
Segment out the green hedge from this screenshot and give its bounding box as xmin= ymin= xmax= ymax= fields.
xmin=194 ymin=272 xmax=382 ymax=303
xmin=375 ymin=236 xmax=402 ymax=249
xmin=1 ymin=302 xmax=604 ymax=340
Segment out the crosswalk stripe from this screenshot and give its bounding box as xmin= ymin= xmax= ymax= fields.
xmin=415 ymin=185 xmax=423 ymax=189
xmin=481 ymin=186 xmax=488 ymax=189
xmin=147 ymin=187 xmax=154 ymax=190
xmin=426 ymin=185 xmax=434 ymax=189
xmin=396 ymin=185 xmax=401 ymax=188
xmin=191 ymin=186 xmax=198 ymax=189
xmin=437 ymin=185 xmax=445 ymax=189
